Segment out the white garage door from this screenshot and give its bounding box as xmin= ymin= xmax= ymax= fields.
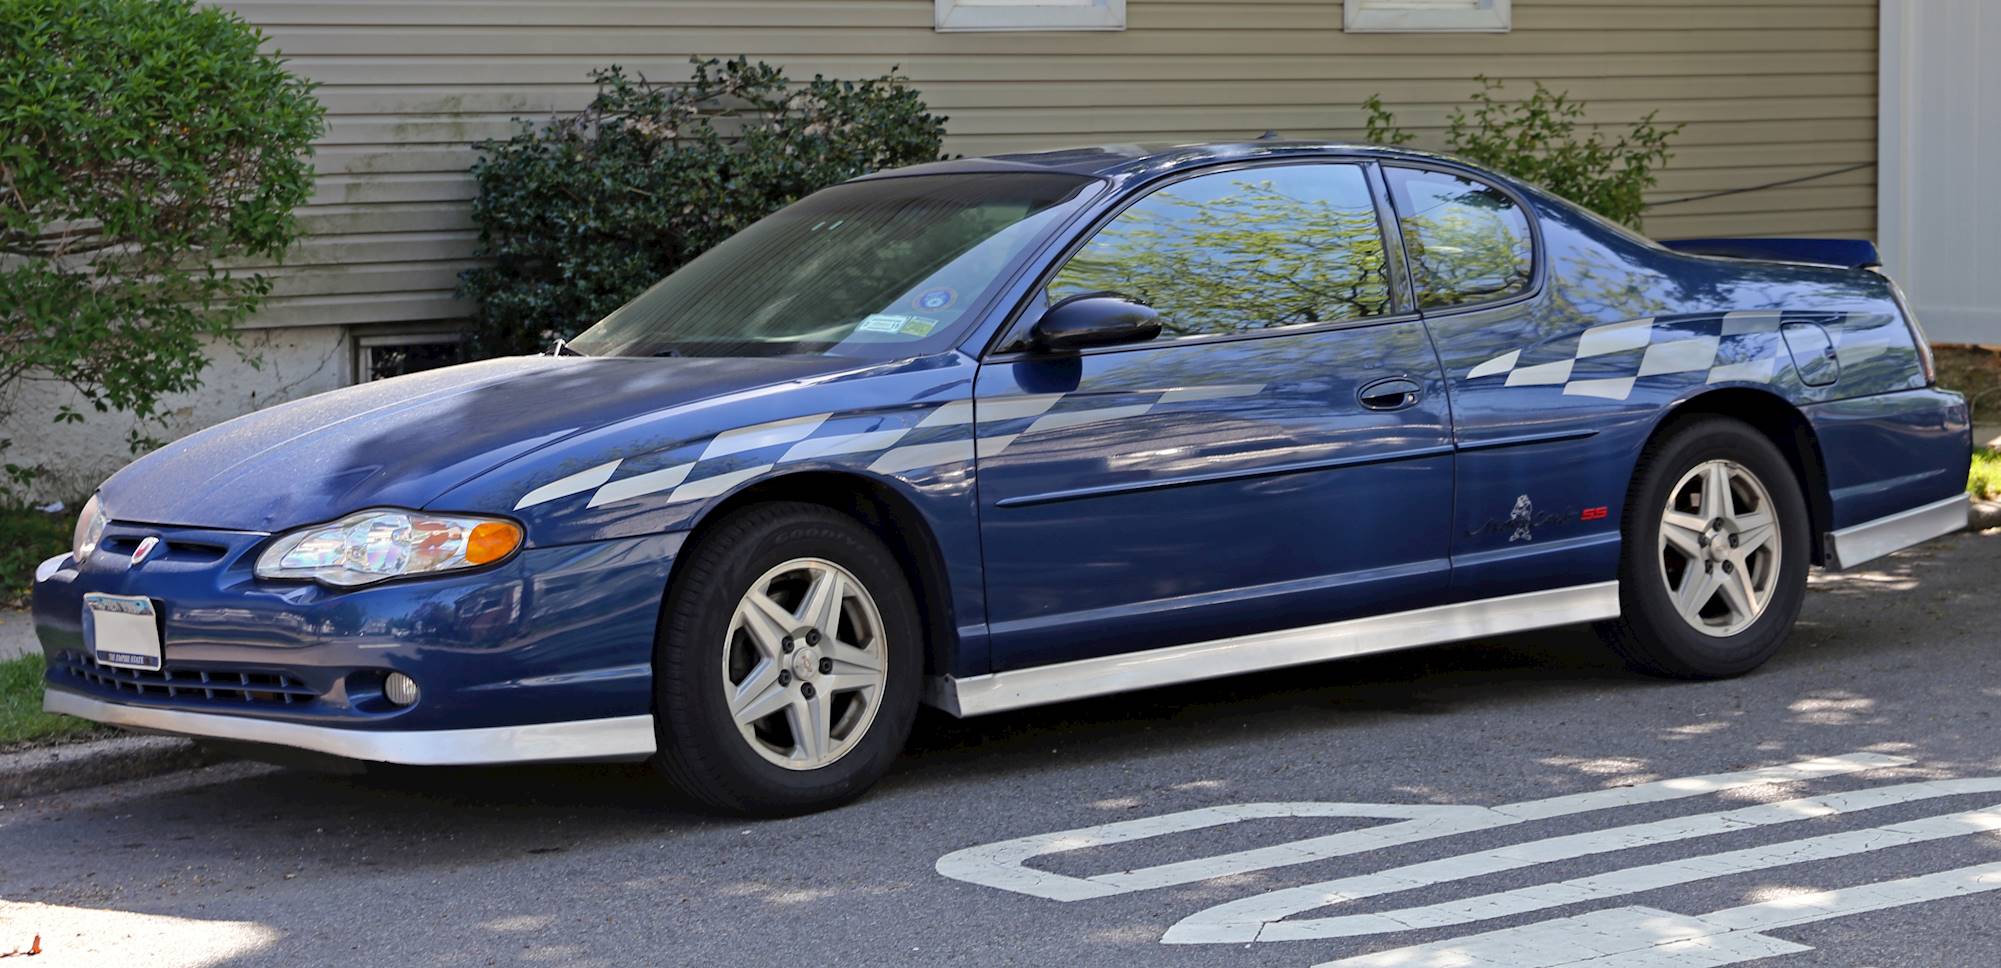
xmin=1880 ymin=0 xmax=2001 ymax=346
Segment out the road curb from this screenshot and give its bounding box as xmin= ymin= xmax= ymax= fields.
xmin=0 ymin=735 xmax=222 ymax=799
xmin=1973 ymin=499 xmax=2001 ymax=532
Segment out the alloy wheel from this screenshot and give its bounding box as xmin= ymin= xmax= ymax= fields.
xmin=722 ymin=557 xmax=888 ymax=770
xmin=1657 ymin=459 xmax=1783 ymax=637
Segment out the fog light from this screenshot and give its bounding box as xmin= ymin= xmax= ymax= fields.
xmin=384 ymin=672 xmax=420 ymax=706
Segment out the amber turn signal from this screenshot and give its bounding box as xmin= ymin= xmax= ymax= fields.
xmin=465 ymin=521 xmax=524 ymax=565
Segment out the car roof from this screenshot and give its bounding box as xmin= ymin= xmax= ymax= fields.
xmin=851 ymin=140 xmax=1474 ymax=183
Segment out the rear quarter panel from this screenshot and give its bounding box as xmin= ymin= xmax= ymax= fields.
xmin=1427 ymin=180 xmax=1950 ymax=599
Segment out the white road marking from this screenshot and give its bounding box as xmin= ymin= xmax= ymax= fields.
xmin=933 ymin=753 xmax=1903 ymax=903
xmin=1320 ymin=862 xmax=2001 ymax=968
xmin=1242 ymin=801 xmax=2001 ymax=943
xmin=1169 ymin=775 xmax=2001 ymax=943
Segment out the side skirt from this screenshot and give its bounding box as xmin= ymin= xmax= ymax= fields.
xmin=44 ymin=689 xmax=658 ymax=766
xmin=1822 ymin=493 xmax=1969 ymax=571
xmin=927 ymin=582 xmax=1621 ymax=718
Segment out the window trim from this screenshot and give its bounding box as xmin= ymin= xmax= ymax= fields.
xmin=353 ymin=328 xmax=466 ymax=383
xmin=935 ymin=0 xmax=1126 ymax=32
xmin=1344 ymin=0 xmax=1511 ymax=34
xmin=983 ymin=158 xmax=1421 ymax=362
xmin=1378 ymin=161 xmax=1545 ymax=319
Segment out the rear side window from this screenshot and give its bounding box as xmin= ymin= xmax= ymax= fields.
xmin=1047 ymin=163 xmax=1394 ymax=339
xmin=1385 ymin=166 xmax=1534 ymax=310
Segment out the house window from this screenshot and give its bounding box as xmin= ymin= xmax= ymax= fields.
xmin=1344 ymin=0 xmax=1511 ymax=33
xmin=356 ymin=331 xmax=465 ymax=382
xmin=935 ymin=0 xmax=1125 ymax=32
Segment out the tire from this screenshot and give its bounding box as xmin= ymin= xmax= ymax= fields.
xmin=1596 ymin=416 xmax=1812 ymax=679
xmin=652 ymin=501 xmax=922 ymax=816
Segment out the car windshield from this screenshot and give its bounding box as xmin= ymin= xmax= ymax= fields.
xmin=568 ymin=172 xmax=1101 ymax=359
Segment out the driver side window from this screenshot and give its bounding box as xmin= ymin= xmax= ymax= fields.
xmin=1046 ymin=163 xmax=1394 ymax=339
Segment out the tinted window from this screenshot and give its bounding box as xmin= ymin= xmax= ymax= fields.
xmin=569 ymin=173 xmax=1098 ymax=359
xmin=1385 ymin=167 xmax=1534 ymax=309
xmin=1047 ymin=163 xmax=1393 ymax=339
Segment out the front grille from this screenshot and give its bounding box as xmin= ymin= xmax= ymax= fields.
xmin=55 ymin=651 xmax=320 ymax=706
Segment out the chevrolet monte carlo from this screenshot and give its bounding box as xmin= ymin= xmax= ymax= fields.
xmin=33 ymin=143 xmax=1972 ymax=814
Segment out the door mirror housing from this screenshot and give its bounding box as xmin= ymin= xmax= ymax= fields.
xmin=1030 ymin=293 xmax=1161 ymax=352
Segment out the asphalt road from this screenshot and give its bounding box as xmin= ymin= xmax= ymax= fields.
xmin=3 ymin=529 xmax=1998 ymax=967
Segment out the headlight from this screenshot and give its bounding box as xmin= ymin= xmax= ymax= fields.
xmin=255 ymin=509 xmax=523 ymax=587
xmin=73 ymin=494 xmax=106 ymax=564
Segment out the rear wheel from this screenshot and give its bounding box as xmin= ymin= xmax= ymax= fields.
xmin=653 ymin=502 xmax=921 ymax=815
xmin=1597 ymin=417 xmax=1811 ymax=679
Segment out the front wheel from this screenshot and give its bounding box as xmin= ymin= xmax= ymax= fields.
xmin=652 ymin=502 xmax=922 ymax=815
xmin=1597 ymin=417 xmax=1812 ymax=679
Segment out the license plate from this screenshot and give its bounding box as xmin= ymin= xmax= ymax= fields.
xmin=83 ymin=593 xmax=163 ymax=670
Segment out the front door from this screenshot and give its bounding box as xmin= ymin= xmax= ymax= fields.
xmin=972 ymin=161 xmax=1456 ymax=671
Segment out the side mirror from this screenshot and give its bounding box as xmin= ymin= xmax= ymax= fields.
xmin=1030 ymin=293 xmax=1161 ymax=352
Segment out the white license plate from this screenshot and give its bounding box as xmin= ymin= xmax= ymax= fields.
xmin=83 ymin=593 xmax=163 ymax=670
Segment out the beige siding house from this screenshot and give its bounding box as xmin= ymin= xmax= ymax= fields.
xmin=11 ymin=0 xmax=1891 ymax=497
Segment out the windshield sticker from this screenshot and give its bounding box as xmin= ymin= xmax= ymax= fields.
xmin=914 ymin=287 xmax=957 ymax=312
xmin=857 ymin=314 xmax=939 ymax=337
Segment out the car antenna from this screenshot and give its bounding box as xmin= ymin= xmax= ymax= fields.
xmin=1257 ymin=130 xmax=1283 ymax=140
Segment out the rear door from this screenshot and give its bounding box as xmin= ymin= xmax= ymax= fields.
xmin=972 ymin=161 xmax=1456 ymax=672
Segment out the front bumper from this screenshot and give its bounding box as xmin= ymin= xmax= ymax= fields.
xmin=43 ymin=689 xmax=654 ymax=765
xmin=34 ymin=522 xmax=684 ymax=764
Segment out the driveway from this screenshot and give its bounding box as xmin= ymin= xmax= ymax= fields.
xmin=3 ymin=529 xmax=1997 ymax=967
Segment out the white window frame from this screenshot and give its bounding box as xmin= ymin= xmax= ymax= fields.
xmin=1344 ymin=0 xmax=1511 ymax=33
xmin=934 ymin=0 xmax=1125 ymax=32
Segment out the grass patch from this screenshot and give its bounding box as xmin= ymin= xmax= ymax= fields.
xmin=1972 ymin=449 xmax=2001 ymax=502
xmin=1 ymin=653 xmax=110 ymax=749
xmin=0 ymin=506 xmax=71 ymax=610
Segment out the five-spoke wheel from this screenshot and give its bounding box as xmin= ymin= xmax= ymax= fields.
xmin=1657 ymin=459 xmax=1782 ymax=637
xmin=1599 ymin=417 xmax=1810 ymax=679
xmin=653 ymin=502 xmax=921 ymax=816
xmin=725 ymin=558 xmax=888 ymax=770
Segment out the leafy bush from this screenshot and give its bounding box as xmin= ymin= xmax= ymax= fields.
xmin=0 ymin=0 xmax=324 ymax=472
xmin=459 ymin=57 xmax=949 ymax=357
xmin=1364 ymin=78 xmax=1682 ymax=228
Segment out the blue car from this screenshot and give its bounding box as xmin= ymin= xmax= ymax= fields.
xmin=33 ymin=142 xmax=1971 ymax=814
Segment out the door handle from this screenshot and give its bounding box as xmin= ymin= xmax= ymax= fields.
xmin=1358 ymin=377 xmax=1423 ymax=411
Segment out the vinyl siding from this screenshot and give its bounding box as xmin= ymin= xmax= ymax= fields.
xmin=216 ymin=0 xmax=1880 ymax=331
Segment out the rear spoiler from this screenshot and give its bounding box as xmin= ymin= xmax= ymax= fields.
xmin=1660 ymin=237 xmax=1881 ymax=270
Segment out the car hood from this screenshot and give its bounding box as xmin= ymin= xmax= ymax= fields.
xmin=98 ymin=354 xmax=862 ymax=533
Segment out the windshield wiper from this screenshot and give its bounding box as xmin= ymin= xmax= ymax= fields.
xmin=549 ymin=338 xmax=586 ymax=358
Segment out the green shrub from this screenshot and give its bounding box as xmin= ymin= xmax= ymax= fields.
xmin=1364 ymin=78 xmax=1682 ymax=228
xmin=459 ymin=57 xmax=949 ymax=357
xmin=0 ymin=0 xmax=324 ymax=474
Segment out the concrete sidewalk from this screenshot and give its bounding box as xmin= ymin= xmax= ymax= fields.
xmin=1 ymin=609 xmax=36 ymax=661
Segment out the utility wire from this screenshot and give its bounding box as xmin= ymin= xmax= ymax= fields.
xmin=1644 ymin=162 xmax=1875 ymax=209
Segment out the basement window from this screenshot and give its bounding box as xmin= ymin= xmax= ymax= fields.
xmin=1345 ymin=0 xmax=1511 ymax=33
xmin=356 ymin=331 xmax=465 ymax=382
xmin=935 ymin=0 xmax=1125 ymax=32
